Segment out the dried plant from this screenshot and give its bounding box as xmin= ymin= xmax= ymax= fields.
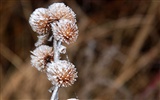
xmin=31 ymin=45 xmax=54 ymax=72
xmin=47 ymin=60 xmax=78 ymax=87
xmin=29 ymin=2 xmax=78 ymax=100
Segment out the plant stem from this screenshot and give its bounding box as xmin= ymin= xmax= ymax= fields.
xmin=52 ymin=39 xmax=60 ymax=100
xmin=54 ymin=39 xmax=59 ymax=62
xmin=50 ymin=86 xmax=59 ymax=100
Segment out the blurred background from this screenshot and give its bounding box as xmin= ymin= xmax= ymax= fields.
xmin=1 ymin=0 xmax=160 ymax=100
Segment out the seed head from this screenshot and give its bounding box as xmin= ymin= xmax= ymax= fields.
xmin=48 ymin=3 xmax=76 ymax=23
xmin=29 ymin=8 xmax=53 ymax=35
xmin=51 ymin=19 xmax=78 ymax=44
xmin=31 ymin=45 xmax=54 ymax=72
xmin=47 ymin=60 xmax=78 ymax=87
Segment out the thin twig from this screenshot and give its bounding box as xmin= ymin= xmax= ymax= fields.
xmin=51 ymin=86 xmax=59 ymax=100
xmin=120 ymin=2 xmax=158 ymax=72
xmin=112 ymin=42 xmax=160 ymax=89
xmin=0 ymin=43 xmax=23 ymax=69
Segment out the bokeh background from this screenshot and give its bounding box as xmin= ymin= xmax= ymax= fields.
xmin=1 ymin=0 xmax=160 ymax=100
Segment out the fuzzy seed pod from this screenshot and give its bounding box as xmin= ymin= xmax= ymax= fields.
xmin=31 ymin=45 xmax=54 ymax=72
xmin=29 ymin=8 xmax=53 ymax=35
xmin=47 ymin=60 xmax=78 ymax=87
xmin=51 ymin=19 xmax=78 ymax=44
xmin=48 ymin=3 xmax=76 ymax=23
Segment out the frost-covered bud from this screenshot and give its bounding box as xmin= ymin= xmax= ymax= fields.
xmin=48 ymin=3 xmax=76 ymax=23
xmin=51 ymin=19 xmax=78 ymax=44
xmin=47 ymin=60 xmax=78 ymax=87
xmin=29 ymin=8 xmax=53 ymax=35
xmin=58 ymin=45 xmax=66 ymax=54
xmin=31 ymin=45 xmax=54 ymax=72
xmin=35 ymin=34 xmax=49 ymax=47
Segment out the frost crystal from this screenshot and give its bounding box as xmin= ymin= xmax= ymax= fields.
xmin=51 ymin=19 xmax=78 ymax=44
xmin=31 ymin=45 xmax=54 ymax=72
xmin=47 ymin=60 xmax=78 ymax=87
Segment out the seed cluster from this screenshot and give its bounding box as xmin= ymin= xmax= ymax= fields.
xmin=29 ymin=3 xmax=78 ymax=46
xmin=29 ymin=3 xmax=78 ymax=88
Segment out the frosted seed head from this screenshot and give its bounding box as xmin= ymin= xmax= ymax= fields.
xmin=29 ymin=8 xmax=53 ymax=35
xmin=48 ymin=3 xmax=76 ymax=23
xmin=51 ymin=19 xmax=78 ymax=44
xmin=31 ymin=45 xmax=54 ymax=72
xmin=47 ymin=60 xmax=78 ymax=87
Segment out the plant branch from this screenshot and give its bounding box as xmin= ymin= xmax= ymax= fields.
xmin=50 ymin=86 xmax=59 ymax=100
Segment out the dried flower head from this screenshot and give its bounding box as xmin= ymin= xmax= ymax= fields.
xmin=31 ymin=45 xmax=54 ymax=72
xmin=29 ymin=8 xmax=53 ymax=35
xmin=51 ymin=19 xmax=78 ymax=44
xmin=48 ymin=3 xmax=76 ymax=22
xmin=47 ymin=60 xmax=78 ymax=87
